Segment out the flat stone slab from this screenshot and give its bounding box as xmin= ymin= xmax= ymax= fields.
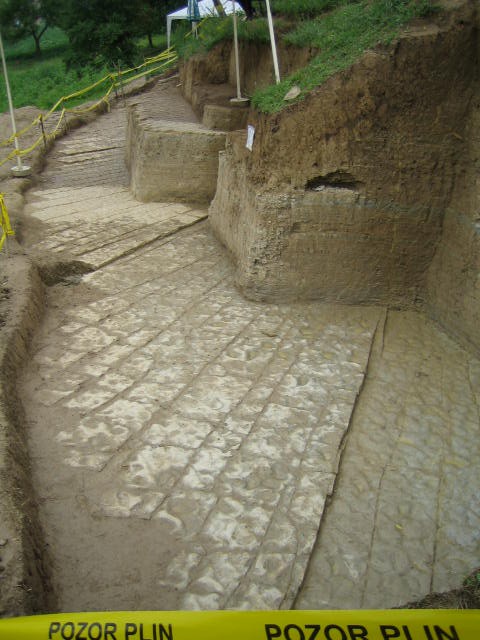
xmin=296 ymin=310 xmax=480 ymax=609
xmin=23 ymin=99 xmax=207 ymax=271
xmin=22 ymin=223 xmax=381 ymax=611
xmin=19 ymin=79 xmax=480 ymax=614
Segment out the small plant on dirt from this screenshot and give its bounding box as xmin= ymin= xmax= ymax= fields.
xmin=463 ymin=568 xmax=480 ymax=590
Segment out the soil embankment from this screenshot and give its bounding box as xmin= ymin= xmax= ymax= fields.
xmin=0 ymin=0 xmax=479 ymax=615
xmin=200 ymin=0 xmax=480 ymax=353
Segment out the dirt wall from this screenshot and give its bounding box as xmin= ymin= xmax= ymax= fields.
xmin=0 ymin=253 xmax=54 ymax=616
xmin=426 ymin=44 xmax=480 ymax=353
xmin=180 ymin=40 xmax=316 ymax=118
xmin=207 ymin=1 xmax=480 ymax=350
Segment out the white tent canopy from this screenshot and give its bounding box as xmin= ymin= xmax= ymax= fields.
xmin=167 ymin=0 xmax=241 ymax=48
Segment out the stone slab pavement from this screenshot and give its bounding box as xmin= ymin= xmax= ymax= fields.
xmin=23 ymin=82 xmax=206 ymax=273
xmin=296 ymin=310 xmax=480 ymax=609
xmin=17 ymin=80 xmax=480 ymax=611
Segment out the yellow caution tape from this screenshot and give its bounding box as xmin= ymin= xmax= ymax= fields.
xmin=0 ymin=30 xmax=191 ymax=166
xmin=0 ymin=115 xmax=43 ymax=148
xmin=0 ymin=193 xmax=14 ymax=251
xmin=0 ymin=610 xmax=478 ymax=640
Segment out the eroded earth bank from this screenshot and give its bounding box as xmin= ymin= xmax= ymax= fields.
xmin=0 ymin=0 xmax=479 ymax=616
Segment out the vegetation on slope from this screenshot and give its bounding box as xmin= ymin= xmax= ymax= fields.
xmin=254 ymin=0 xmax=437 ymax=112
xmin=174 ymin=0 xmax=438 ymax=113
xmin=0 ymin=0 xmax=438 ymax=116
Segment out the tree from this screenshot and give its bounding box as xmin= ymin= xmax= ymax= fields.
xmin=136 ymin=0 xmax=181 ymax=49
xmin=56 ymin=0 xmax=144 ymax=69
xmin=57 ymin=0 xmax=183 ymax=69
xmin=0 ymin=0 xmax=57 ymax=55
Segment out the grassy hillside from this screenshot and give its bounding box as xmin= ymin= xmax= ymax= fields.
xmin=173 ymin=0 xmax=438 ymax=113
xmin=0 ymin=0 xmax=438 ymax=116
xmin=254 ymin=0 xmax=437 ymax=112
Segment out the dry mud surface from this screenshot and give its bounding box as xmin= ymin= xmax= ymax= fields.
xmin=6 ymin=81 xmax=478 ymax=612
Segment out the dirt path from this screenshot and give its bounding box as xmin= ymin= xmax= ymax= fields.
xmin=17 ymin=80 xmax=480 ymax=611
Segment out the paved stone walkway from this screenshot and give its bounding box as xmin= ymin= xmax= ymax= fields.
xmin=19 ymin=81 xmax=480 ymax=612
xmin=24 ymin=82 xmax=205 ymax=272
xmin=297 ymin=311 xmax=480 ymax=609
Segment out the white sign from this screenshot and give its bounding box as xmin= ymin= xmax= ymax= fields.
xmin=246 ymin=125 xmax=255 ymax=151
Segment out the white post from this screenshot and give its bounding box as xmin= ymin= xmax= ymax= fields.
xmin=0 ymin=30 xmax=21 ymax=169
xmin=232 ymin=0 xmax=242 ymax=99
xmin=0 ymin=30 xmax=30 ymax=176
xmin=265 ymin=0 xmax=281 ymax=84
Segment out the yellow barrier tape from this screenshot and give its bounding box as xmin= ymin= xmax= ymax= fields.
xmin=17 ymin=134 xmax=44 ymax=157
xmin=65 ymin=84 xmax=115 ymax=115
xmin=60 ymin=72 xmax=114 ymax=104
xmin=0 ymin=148 xmax=18 ymax=169
xmin=0 ymin=115 xmax=43 ymax=148
xmin=114 ymin=57 xmax=178 ymax=87
xmin=0 ymin=193 xmax=14 ymax=251
xmin=0 ymin=38 xmax=183 ymax=166
xmin=0 ymin=610 xmax=478 ymax=640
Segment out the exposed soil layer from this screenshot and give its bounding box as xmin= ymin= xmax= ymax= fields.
xmin=204 ymin=0 xmax=480 ymax=353
xmin=0 ymin=253 xmax=55 ymax=616
xmin=0 ymin=79 xmax=158 ymax=616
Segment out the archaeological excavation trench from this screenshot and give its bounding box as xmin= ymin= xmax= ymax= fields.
xmin=1 ymin=0 xmax=480 ymax=616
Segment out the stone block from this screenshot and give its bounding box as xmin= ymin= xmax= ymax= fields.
xmin=127 ymin=109 xmax=226 ymax=205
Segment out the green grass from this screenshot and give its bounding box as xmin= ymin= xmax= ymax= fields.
xmin=0 ymin=28 xmax=169 ymax=114
xmin=172 ymin=14 xmax=272 ymax=59
xmin=251 ymin=0 xmax=438 ymax=112
xmin=172 ymin=0 xmax=437 ymax=113
xmin=270 ymin=0 xmax=342 ymax=18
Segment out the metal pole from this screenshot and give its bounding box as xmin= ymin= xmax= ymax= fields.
xmin=265 ymin=0 xmax=281 ymax=84
xmin=232 ymin=0 xmax=242 ymax=100
xmin=0 ymin=30 xmax=22 ymax=169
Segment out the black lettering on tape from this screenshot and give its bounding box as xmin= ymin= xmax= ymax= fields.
xmin=424 ymin=628 xmax=435 ymax=640
xmin=88 ymin=623 xmax=103 ymax=640
xmin=402 ymin=626 xmax=413 ymax=640
xmin=62 ymin=623 xmax=76 ymax=640
xmin=285 ymin=624 xmax=306 ymax=640
xmin=105 ymin=623 xmax=118 ymax=640
xmin=49 ymin=623 xmax=61 ymax=639
xmin=76 ymin=622 xmax=88 ymax=640
xmin=347 ymin=625 xmax=369 ymax=640
xmin=159 ymin=624 xmax=173 ymax=640
xmin=434 ymin=626 xmax=460 ymax=640
xmin=324 ymin=625 xmax=348 ymax=640
xmin=266 ymin=625 xmax=283 ymax=640
xmin=305 ymin=625 xmax=321 ymax=640
xmin=125 ymin=623 xmax=138 ymax=639
xmin=379 ymin=627 xmax=400 ymax=640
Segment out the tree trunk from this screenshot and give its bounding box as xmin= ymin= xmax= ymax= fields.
xmin=33 ymin=33 xmax=42 ymax=56
xmin=32 ymin=25 xmax=47 ymax=56
xmin=148 ymin=33 xmax=153 ymax=48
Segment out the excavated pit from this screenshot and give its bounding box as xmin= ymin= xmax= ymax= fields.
xmin=1 ymin=0 xmax=480 ymax=615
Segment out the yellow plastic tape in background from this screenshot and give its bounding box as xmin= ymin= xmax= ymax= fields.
xmin=0 ymin=610 xmax=478 ymax=640
xmin=0 ymin=193 xmax=14 ymax=250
